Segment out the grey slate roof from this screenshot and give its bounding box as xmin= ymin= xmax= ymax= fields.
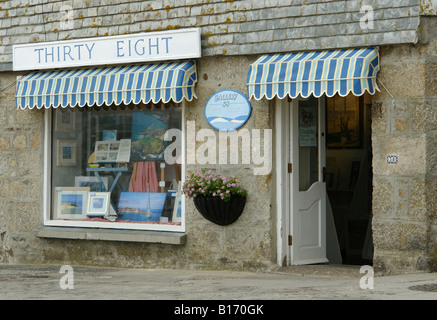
xmin=0 ymin=0 xmax=422 ymax=71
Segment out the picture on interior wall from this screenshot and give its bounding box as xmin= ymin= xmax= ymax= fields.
xmin=54 ymin=187 xmax=89 ymax=220
xmin=56 ymin=139 xmax=77 ymax=166
xmin=172 ymin=194 xmax=182 ymax=223
xmin=55 ymin=109 xmax=76 ymax=132
xmin=327 ymin=95 xmax=362 ymax=148
xmin=130 ymin=110 xmax=169 ymax=161
xmin=102 ymin=130 xmax=117 ymax=141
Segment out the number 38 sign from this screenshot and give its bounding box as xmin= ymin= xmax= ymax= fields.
xmin=204 ymin=89 xmax=252 ymax=132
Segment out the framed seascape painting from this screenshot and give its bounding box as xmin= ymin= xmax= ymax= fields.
xmin=117 ymin=192 xmax=167 ymax=222
xmin=54 ymin=187 xmax=89 ymax=220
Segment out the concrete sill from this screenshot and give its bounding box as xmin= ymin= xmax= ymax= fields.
xmin=36 ymin=227 xmax=187 ymax=245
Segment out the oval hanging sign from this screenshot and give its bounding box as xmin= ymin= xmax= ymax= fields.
xmin=204 ymin=89 xmax=252 ymax=132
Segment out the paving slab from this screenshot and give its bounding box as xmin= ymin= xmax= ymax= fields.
xmin=0 ymin=264 xmax=436 ymax=301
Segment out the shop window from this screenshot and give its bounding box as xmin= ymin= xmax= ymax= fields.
xmin=46 ymin=103 xmax=184 ymax=232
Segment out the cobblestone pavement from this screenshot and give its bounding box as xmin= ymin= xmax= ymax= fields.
xmin=0 ymin=264 xmax=436 ymax=301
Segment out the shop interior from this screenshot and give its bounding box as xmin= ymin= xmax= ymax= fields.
xmin=51 ymin=103 xmax=182 ymax=226
xmin=325 ymin=94 xmax=373 ymax=266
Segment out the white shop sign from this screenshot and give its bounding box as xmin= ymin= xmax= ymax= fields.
xmin=13 ymin=28 xmax=201 ymax=71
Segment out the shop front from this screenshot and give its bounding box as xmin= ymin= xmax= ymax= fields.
xmin=8 ymin=31 xmax=407 ymax=270
xmin=14 ymin=29 xmax=201 ymax=240
xmin=5 ymin=25 xmax=436 ymax=274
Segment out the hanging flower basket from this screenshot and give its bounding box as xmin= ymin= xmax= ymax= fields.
xmin=182 ymin=169 xmax=248 ymax=226
xmin=193 ymin=195 xmax=246 ymax=226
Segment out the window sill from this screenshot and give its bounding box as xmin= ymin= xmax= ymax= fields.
xmin=36 ymin=226 xmax=187 ymax=245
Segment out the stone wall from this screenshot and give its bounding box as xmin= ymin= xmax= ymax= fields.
xmin=0 ymin=72 xmax=44 ymax=263
xmin=184 ymin=55 xmax=274 ymax=270
xmin=371 ymin=17 xmax=437 ymax=274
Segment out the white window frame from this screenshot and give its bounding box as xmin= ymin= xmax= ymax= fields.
xmin=42 ymin=103 xmax=186 ymax=232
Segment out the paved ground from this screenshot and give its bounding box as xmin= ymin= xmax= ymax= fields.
xmin=0 ymin=263 xmax=436 ymax=301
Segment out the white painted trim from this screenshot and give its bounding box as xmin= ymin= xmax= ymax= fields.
xmin=275 ymin=98 xmax=290 ymax=266
xmin=43 ymin=109 xmax=52 ymax=226
xmin=180 ymin=100 xmax=187 ymax=233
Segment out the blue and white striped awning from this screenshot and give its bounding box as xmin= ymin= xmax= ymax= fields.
xmin=16 ymin=61 xmax=197 ymax=109
xmin=246 ymin=48 xmax=380 ymax=100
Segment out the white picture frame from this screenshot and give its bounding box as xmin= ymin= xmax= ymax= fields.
xmin=54 ymin=187 xmax=89 ymax=220
xmin=87 ymin=192 xmax=110 ymax=216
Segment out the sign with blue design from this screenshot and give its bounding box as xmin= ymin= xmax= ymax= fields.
xmin=205 ymin=89 xmax=251 ymax=132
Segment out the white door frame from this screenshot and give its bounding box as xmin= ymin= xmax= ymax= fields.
xmin=275 ymin=98 xmax=291 ymax=266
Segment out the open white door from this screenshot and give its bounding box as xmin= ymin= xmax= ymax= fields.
xmin=290 ymin=96 xmax=328 ymax=265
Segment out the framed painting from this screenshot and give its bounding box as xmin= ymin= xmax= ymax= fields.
xmin=75 ymin=176 xmax=109 ymax=192
xmin=102 ymin=130 xmax=117 ymax=141
xmin=117 ymin=192 xmax=167 ymax=222
xmin=55 ymin=109 xmax=76 ymax=132
xmin=87 ymin=192 xmax=110 ymax=217
xmin=327 ymin=95 xmax=363 ymax=149
xmin=56 ymin=139 xmax=77 ymax=167
xmin=53 ymin=187 xmax=89 ymax=220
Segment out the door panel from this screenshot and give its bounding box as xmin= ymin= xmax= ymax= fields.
xmin=290 ymin=96 xmax=328 ymax=265
xmin=298 ymin=199 xmax=321 ymax=248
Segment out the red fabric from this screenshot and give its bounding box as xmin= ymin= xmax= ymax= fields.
xmin=128 ymin=161 xmax=159 ymax=192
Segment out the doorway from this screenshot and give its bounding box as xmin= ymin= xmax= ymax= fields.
xmin=325 ymin=94 xmax=373 ymax=266
xmin=281 ymin=94 xmax=373 ymax=266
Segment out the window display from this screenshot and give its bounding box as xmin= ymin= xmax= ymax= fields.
xmin=50 ymin=103 xmax=183 ymax=231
